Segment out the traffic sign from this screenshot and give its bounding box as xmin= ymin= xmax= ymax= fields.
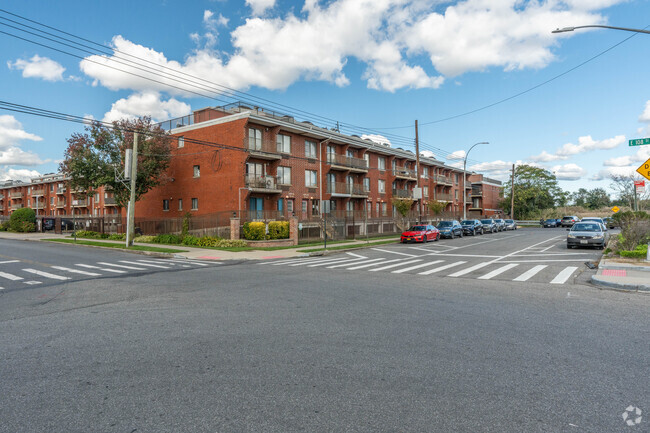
xmin=629 ymin=137 xmax=650 ymax=147
xmin=611 ymin=206 xmax=620 ymax=213
xmin=637 ymin=158 xmax=650 ymax=181
xmin=635 ymin=180 xmax=645 ymax=194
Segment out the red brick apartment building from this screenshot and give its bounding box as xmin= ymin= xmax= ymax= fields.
xmin=467 ymin=174 xmax=504 ymax=217
xmin=0 ymin=103 xmax=504 ymax=229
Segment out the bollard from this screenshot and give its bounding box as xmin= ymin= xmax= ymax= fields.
xmin=647 ymin=243 xmax=650 ymax=262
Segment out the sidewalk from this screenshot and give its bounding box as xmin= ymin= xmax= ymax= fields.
xmin=0 ymin=231 xmax=398 ymax=261
xmin=592 ymin=258 xmax=650 ymax=292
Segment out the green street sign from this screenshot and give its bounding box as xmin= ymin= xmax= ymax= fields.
xmin=629 ymin=137 xmax=650 ymax=146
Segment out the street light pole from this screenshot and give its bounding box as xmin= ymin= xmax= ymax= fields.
xmin=462 ymin=142 xmax=488 ymax=221
xmin=553 ymin=25 xmax=650 ymax=35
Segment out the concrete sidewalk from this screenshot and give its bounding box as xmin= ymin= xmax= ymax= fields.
xmin=0 ymin=231 xmax=398 ymax=261
xmin=592 ymin=258 xmax=650 ymax=292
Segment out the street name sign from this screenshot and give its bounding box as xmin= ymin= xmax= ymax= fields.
xmin=637 ymin=158 xmax=650 ymax=181
xmin=611 ymin=206 xmax=620 ymax=213
xmin=629 ymin=138 xmax=650 ymax=147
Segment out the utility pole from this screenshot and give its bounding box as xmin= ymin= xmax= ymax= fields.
xmin=126 ymin=132 xmax=138 ymax=247
xmin=415 ymin=120 xmax=422 ymax=222
xmin=510 ymin=164 xmax=515 ymax=218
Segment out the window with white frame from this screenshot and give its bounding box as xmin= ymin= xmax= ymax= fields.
xmin=455 ymin=174 xmax=459 ymax=184
xmin=367 ymin=201 xmax=371 ymax=214
xmin=381 ymin=202 xmax=387 ymax=216
xmin=422 ymin=167 xmax=428 ymax=178
xmin=363 ymin=177 xmax=370 ymax=192
xmin=163 ymin=199 xmax=170 ymax=211
xmin=378 ymin=157 xmax=386 ymax=171
xmin=277 ymin=166 xmax=291 ymax=185
xmin=346 ymin=149 xmax=354 ymax=158
xmin=392 ymin=160 xmax=397 ymax=170
xmin=363 ymin=153 xmax=370 ymax=167
xmin=302 ymin=199 xmax=308 ymax=214
xmin=305 ymin=140 xmax=317 ymax=158
xmin=193 ymin=165 xmax=200 ymax=178
xmin=312 ymin=200 xmax=319 ymax=215
xmin=376 ymin=202 xmax=379 ymax=216
xmin=378 ymin=179 xmax=385 ymax=193
xmin=276 ymin=134 xmax=291 ymax=153
xmin=178 ymin=199 xmax=183 ymax=211
xmin=305 ymin=170 xmax=317 ymax=187
xmin=178 ymin=136 xmax=185 ymax=148
xmin=423 ymin=186 xmax=429 ymax=198
xmin=191 ymin=198 xmax=198 ymax=210
xmin=287 ymin=199 xmax=294 ymax=213
xmin=248 ymin=128 xmax=262 ymax=150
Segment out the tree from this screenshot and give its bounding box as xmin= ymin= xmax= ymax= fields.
xmin=391 ymin=198 xmax=414 ymax=217
xmin=609 ymin=173 xmax=649 ymax=210
xmin=60 ymin=117 xmax=172 ymax=207
xmin=500 ymin=165 xmax=564 ymax=219
xmin=585 ymin=188 xmax=611 ymax=209
xmin=427 ymin=200 xmax=447 ymax=217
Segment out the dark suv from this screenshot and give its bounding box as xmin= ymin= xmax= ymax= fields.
xmin=480 ymin=218 xmax=497 ymax=233
xmin=437 ymin=220 xmax=463 ymax=239
xmin=561 ymin=216 xmax=579 ymax=227
xmin=461 ymin=219 xmax=483 ymax=236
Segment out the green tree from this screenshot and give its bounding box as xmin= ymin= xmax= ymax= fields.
xmin=391 ymin=198 xmax=414 ymax=217
xmin=10 ymin=207 xmax=36 ymax=232
xmin=571 ymin=188 xmax=589 ymax=207
xmin=427 ymin=200 xmax=447 ymax=217
xmin=59 ymin=117 xmax=172 ymax=207
xmin=500 ymin=165 xmax=564 ymax=219
xmin=585 ymin=188 xmax=611 ymax=209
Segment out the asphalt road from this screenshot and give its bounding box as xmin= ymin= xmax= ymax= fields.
xmin=0 ymin=230 xmax=648 ymax=432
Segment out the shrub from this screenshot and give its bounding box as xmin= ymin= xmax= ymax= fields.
xmin=268 ymin=221 xmax=290 ymax=239
xmin=152 ymin=233 xmax=182 ymax=244
xmin=619 ymin=244 xmax=648 ymax=259
xmin=133 ymin=235 xmax=156 ymax=243
xmin=9 ymin=207 xmax=36 ymax=232
xmin=242 ymin=221 xmax=266 ymax=240
xmin=181 ymin=212 xmax=192 ymax=239
xmin=182 ymin=235 xmax=201 ymax=246
xmin=108 ymin=233 xmax=126 ymax=241
xmin=0 ymin=221 xmax=9 ymax=231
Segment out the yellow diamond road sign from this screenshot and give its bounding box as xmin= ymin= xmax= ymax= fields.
xmin=638 ymin=158 xmax=650 ymax=181
xmin=612 ymin=206 xmax=620 ymax=213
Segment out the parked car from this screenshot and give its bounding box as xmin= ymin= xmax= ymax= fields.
xmin=561 ymin=216 xmax=579 ymax=227
xmin=603 ymin=217 xmax=617 ymax=229
xmin=480 ymin=218 xmax=497 ymax=233
xmin=461 ymin=219 xmax=483 ymax=236
xmin=555 ymin=218 xmax=563 ymax=226
xmin=504 ymin=219 xmax=517 ymax=230
xmin=494 ymin=219 xmax=506 ymax=231
xmin=42 ymin=217 xmax=55 ymax=231
xmin=437 ymin=220 xmax=463 ymax=239
xmin=567 ymin=222 xmax=609 ymax=249
xmin=400 ymin=224 xmax=440 ymax=243
xmin=543 ymin=218 xmax=558 ymax=228
xmin=580 ymin=217 xmax=605 ymax=226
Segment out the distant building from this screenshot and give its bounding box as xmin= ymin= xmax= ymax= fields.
xmin=468 ymin=174 xmax=503 ymax=217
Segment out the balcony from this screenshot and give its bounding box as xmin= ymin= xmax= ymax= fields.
xmin=10 ymin=203 xmax=24 ymax=210
xmin=31 ymin=188 xmax=45 ymax=197
xmin=0 ymin=194 xmax=4 ymax=201
xmin=392 ymin=188 xmax=413 ymax=199
xmin=10 ymin=192 xmax=23 ymax=199
xmin=104 ymin=197 xmax=118 ymax=206
xmin=435 ymin=175 xmax=452 ymax=185
xmin=392 ymin=167 xmax=417 ymax=180
xmin=56 ymin=187 xmax=67 ymax=195
xmin=56 ymin=200 xmax=66 ymax=208
xmin=33 ymin=202 xmax=45 ymax=210
xmin=327 ymin=182 xmax=352 ymax=197
xmin=351 ymin=184 xmax=368 ymax=198
xmin=247 ymin=139 xmax=282 ymax=161
xmin=435 ymin=193 xmax=453 ymax=202
xmin=327 ymin=154 xmax=369 ymax=173
xmin=72 ymin=199 xmax=89 ymax=208
xmin=245 ymin=175 xmax=282 ymax=193
xmin=471 ymin=190 xmax=483 ymax=197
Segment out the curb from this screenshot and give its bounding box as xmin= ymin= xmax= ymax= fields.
xmin=591 ymin=275 xmax=650 ymax=293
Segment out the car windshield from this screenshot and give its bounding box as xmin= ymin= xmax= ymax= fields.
xmin=461 ymin=220 xmax=474 ymax=225
xmin=438 ymin=222 xmax=452 ymax=227
xmin=505 ymin=220 xmax=514 ymax=223
xmin=562 ymin=217 xmax=574 ymax=220
xmin=545 ymin=219 xmax=555 ymax=222
xmin=409 ymin=226 xmax=426 ymax=231
xmin=480 ymin=220 xmax=492 ymax=224
xmin=572 ymin=223 xmax=601 ymax=232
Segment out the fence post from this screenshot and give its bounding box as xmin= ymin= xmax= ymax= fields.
xmin=230 ymin=217 xmax=240 ymax=240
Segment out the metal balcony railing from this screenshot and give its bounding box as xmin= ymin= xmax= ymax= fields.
xmin=10 ymin=192 xmax=23 ymax=199
xmin=326 ymin=153 xmax=369 ymax=171
xmin=31 ymin=189 xmax=45 ymax=196
xmin=104 ymin=197 xmax=117 ymax=206
xmin=435 ymin=193 xmax=453 ymax=202
xmin=10 ymin=203 xmax=24 ymax=210
xmin=392 ymin=167 xmax=417 ymax=179
xmin=72 ymin=199 xmax=88 ymax=207
xmin=245 ymin=175 xmax=281 ymax=191
xmin=56 ymin=200 xmax=66 ymax=208
xmin=392 ymin=188 xmax=413 ymax=198
xmin=327 ymin=182 xmax=352 ymax=195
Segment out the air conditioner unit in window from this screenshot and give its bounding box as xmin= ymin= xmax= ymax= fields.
xmin=265 ymin=176 xmax=276 ymax=189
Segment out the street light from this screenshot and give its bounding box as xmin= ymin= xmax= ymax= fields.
xmin=462 ymin=141 xmax=488 ymax=220
xmin=552 ymin=25 xmax=650 ymax=35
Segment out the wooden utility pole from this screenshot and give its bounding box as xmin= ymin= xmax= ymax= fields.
xmin=415 ymin=120 xmax=422 ymax=222
xmin=126 ymin=132 xmax=138 ymax=247
xmin=510 ymin=164 xmax=515 ymax=219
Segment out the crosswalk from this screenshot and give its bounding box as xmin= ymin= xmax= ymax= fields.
xmin=0 ymin=258 xmax=220 ymax=288
xmin=260 ymin=255 xmax=582 ymax=285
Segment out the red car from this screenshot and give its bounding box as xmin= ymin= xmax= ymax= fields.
xmin=400 ymin=224 xmax=440 ymax=243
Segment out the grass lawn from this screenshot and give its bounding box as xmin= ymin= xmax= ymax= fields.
xmin=44 ymin=238 xmax=188 ymax=253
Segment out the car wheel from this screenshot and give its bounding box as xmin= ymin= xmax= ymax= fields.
xmin=472 ymin=229 xmax=475 ymax=236
xmin=450 ymin=232 xmax=455 ymax=239
xmin=423 ymin=235 xmax=428 ymax=243
xmin=567 ymin=245 xmax=572 ymax=249
xmin=460 ymin=231 xmax=463 ymax=238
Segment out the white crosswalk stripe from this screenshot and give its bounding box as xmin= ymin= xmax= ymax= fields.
xmin=327 ymin=258 xmax=386 ymax=269
xmin=137 ymin=259 xmax=191 ymax=268
xmin=477 ymin=263 xmax=519 ymax=280
xmin=0 ymin=271 xmax=23 ymax=281
xmin=369 ymin=259 xmax=422 ymax=272
xmin=447 ymin=262 xmax=492 ymax=278
xmin=97 ymin=262 xmax=146 ymax=270
xmin=306 ymin=258 xmax=365 ymax=267
xmin=119 ymin=260 xmax=170 ymax=269
xmin=551 ymin=267 xmax=578 ymax=284
xmin=347 ymin=258 xmax=404 ymax=270
xmin=76 ymin=264 xmax=126 ymax=274
xmin=22 ymin=269 xmax=70 ymax=281
xmin=392 ymin=260 xmax=444 ymax=274
xmin=50 ymin=266 xmax=101 ymax=276
xmin=513 ymin=265 xmax=547 ymax=282
xmin=418 ymin=261 xmax=467 ymax=275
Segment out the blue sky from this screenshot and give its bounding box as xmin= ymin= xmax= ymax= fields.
xmin=1 ymin=0 xmax=650 ymax=196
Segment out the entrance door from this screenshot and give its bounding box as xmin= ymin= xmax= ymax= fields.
xmin=249 ymin=197 xmax=263 ymax=220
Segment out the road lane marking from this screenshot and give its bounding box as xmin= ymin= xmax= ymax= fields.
xmin=76 ymin=264 xmax=126 ymax=274
xmin=168 ymin=259 xmax=211 ymax=266
xmin=418 ymin=261 xmax=467 ymax=275
xmin=137 ymin=259 xmax=192 ymax=268
xmin=24 ymin=281 xmax=41 ymax=285
xmin=97 ymin=262 xmax=146 ymax=270
xmin=478 ymin=264 xmax=519 ymax=280
xmin=50 ymin=266 xmax=101 ymax=276
xmin=294 ymin=257 xmax=355 ymax=267
xmin=22 ymin=269 xmax=70 ymax=281
xmin=425 ymin=253 xmax=501 ymax=258
xmin=500 ymin=259 xmax=592 ymax=263
xmin=307 ymin=258 xmax=368 ymax=267
xmin=369 ymin=259 xmax=422 ymax=272
xmin=392 ymin=260 xmax=444 ymax=274
xmin=264 ymin=257 xmax=321 ymax=265
xmin=512 ymin=265 xmax=547 ymax=282
xmin=346 ymin=258 xmax=404 ymax=270
xmin=371 ymin=248 xmax=418 ymax=257
xmin=120 ymin=260 xmax=170 ymax=269
xmin=327 ymin=258 xmax=386 ymax=269
xmin=346 ymin=252 xmax=367 ymax=259
xmin=0 ymin=271 xmax=23 ymax=281
xmin=447 ymin=262 xmax=492 ymax=278
xmin=550 ymin=267 xmax=578 ymax=284
xmin=0 ymin=260 xmax=20 ymax=264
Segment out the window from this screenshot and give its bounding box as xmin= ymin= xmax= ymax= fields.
xmin=346 ymin=149 xmax=354 ymax=158
xmin=178 ymin=199 xmax=183 ymax=211
xmin=191 ymin=198 xmax=198 ymax=210
xmin=455 ymin=174 xmax=459 ymax=184
xmin=50 ymin=197 xmax=54 ymax=205
xmin=276 ymin=134 xmax=291 ymax=153
xmin=50 ymin=184 xmax=54 ymax=192
xmin=312 ymin=200 xmax=319 ymax=215
xmin=248 ymin=128 xmax=262 ymax=150
xmin=378 ymin=157 xmax=386 ymax=171
xmin=287 ymin=199 xmax=294 ymax=214
xmin=423 ymin=186 xmax=429 ymax=198
xmin=381 ymin=202 xmax=387 ymax=216
xmin=346 ymin=201 xmax=354 ymax=212
xmin=163 ymin=199 xmax=170 ymax=211
xmin=364 ymin=153 xmax=370 ymax=167
xmin=367 ymin=201 xmax=371 ymax=214
xmin=392 ymin=160 xmax=397 ymax=170
xmin=363 ymin=177 xmax=370 ymax=192
xmin=378 ymin=179 xmax=385 ymax=193
xmin=327 ymin=173 xmax=336 ymax=191
xmin=455 ymin=190 xmax=458 ymax=199
xmin=178 ymin=136 xmax=184 ymax=148
xmin=305 ymin=170 xmax=317 ymax=188
xmin=423 ymin=167 xmax=429 ymax=178
xmin=375 ymin=202 xmax=379 ymax=217
xmin=302 ymin=199 xmax=308 ymax=215
xmin=95 ymin=193 xmax=100 ymax=202
xmin=305 ymin=140 xmax=317 ymax=158
xmin=277 ymin=167 xmax=292 ymax=185
xmin=193 ymin=165 xmax=200 ymax=178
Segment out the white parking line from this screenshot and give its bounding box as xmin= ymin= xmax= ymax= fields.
xmin=477 ymin=263 xmax=519 ymax=280
xmin=327 ymin=258 xmax=386 ymax=269
xmin=371 ymin=248 xmax=419 ymax=257
xmin=76 ymin=264 xmax=126 ymax=274
xmin=500 ymin=259 xmax=592 ymax=263
xmin=23 ymin=269 xmax=70 ymax=281
xmin=447 ymin=262 xmax=492 ymax=278
xmin=392 ymin=260 xmax=444 ymax=274
xmin=0 ymin=271 xmax=23 ymax=281
xmin=512 ymin=265 xmax=547 ymax=282
xmin=346 ymin=258 xmax=404 ymax=270
xmin=264 ymin=257 xmax=320 ymax=265
xmin=120 ymin=260 xmax=170 ymax=269
xmin=50 ymin=266 xmax=101 ymax=276
xmin=550 ymin=267 xmax=578 ymax=284
xmin=369 ymin=259 xmax=422 ymax=272
xmin=97 ymin=262 xmax=146 ymax=270
xmin=418 ymin=261 xmax=467 ymax=275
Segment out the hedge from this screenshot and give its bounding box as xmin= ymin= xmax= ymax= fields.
xmin=619 ymin=244 xmax=648 ymax=259
xmin=9 ymin=207 xmax=36 ymax=232
xmin=268 ymin=221 xmax=289 ymax=239
xmin=243 ymin=221 xmax=266 ymax=240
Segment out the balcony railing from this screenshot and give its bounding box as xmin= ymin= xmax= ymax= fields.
xmin=245 ymin=175 xmax=281 ymax=192
xmin=72 ymin=199 xmax=88 ymax=207
xmin=435 ymin=175 xmax=452 ymax=185
xmin=0 ymin=194 xmax=4 ymax=200
xmin=393 ymin=167 xmax=417 ymax=179
xmin=327 ymin=182 xmax=352 ymax=195
xmin=33 ymin=202 xmax=45 ymax=210
xmin=10 ymin=192 xmax=23 ymax=199
xmin=56 ymin=200 xmax=66 ymax=208
xmin=327 ymin=153 xmax=369 ymax=171
xmin=31 ymin=189 xmax=45 ymax=196
xmin=247 ymin=139 xmax=281 ymax=160
xmin=392 ymin=188 xmax=413 ymax=198
xmin=435 ymin=193 xmax=453 ymax=202
xmin=10 ymin=203 xmax=24 ymax=210
xmin=104 ymin=197 xmax=118 ymax=206
xmin=56 ymin=187 xmax=67 ymax=194
xmin=351 ymin=184 xmax=368 ymax=197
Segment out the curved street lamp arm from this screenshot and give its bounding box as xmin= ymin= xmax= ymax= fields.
xmin=553 ymin=25 xmax=650 ymax=35
xmin=462 ymin=141 xmax=489 ymax=220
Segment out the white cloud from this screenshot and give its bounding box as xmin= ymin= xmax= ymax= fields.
xmin=0 ymin=147 xmax=45 ymax=166
xmin=102 ymin=92 xmax=191 ymax=123
xmin=420 ymin=150 xmax=436 ymax=159
xmin=360 ymin=134 xmax=391 ymax=146
xmin=0 ymin=115 xmax=42 ymax=150
xmin=446 ymin=150 xmax=465 ymax=160
xmin=528 ymin=150 xmax=567 ymax=162
xmin=592 ymin=166 xmax=639 ymax=181
xmin=638 ymin=100 xmax=650 ymax=123
xmin=7 ymin=55 xmax=66 ymax=82
xmin=551 ymin=163 xmax=587 ymax=181
xmin=0 ymin=168 xmax=42 ymax=182
xmin=78 ymin=1 xmax=618 ymax=94
xmin=603 ymin=155 xmax=632 ymax=167
xmin=529 ymin=135 xmax=625 ymax=162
